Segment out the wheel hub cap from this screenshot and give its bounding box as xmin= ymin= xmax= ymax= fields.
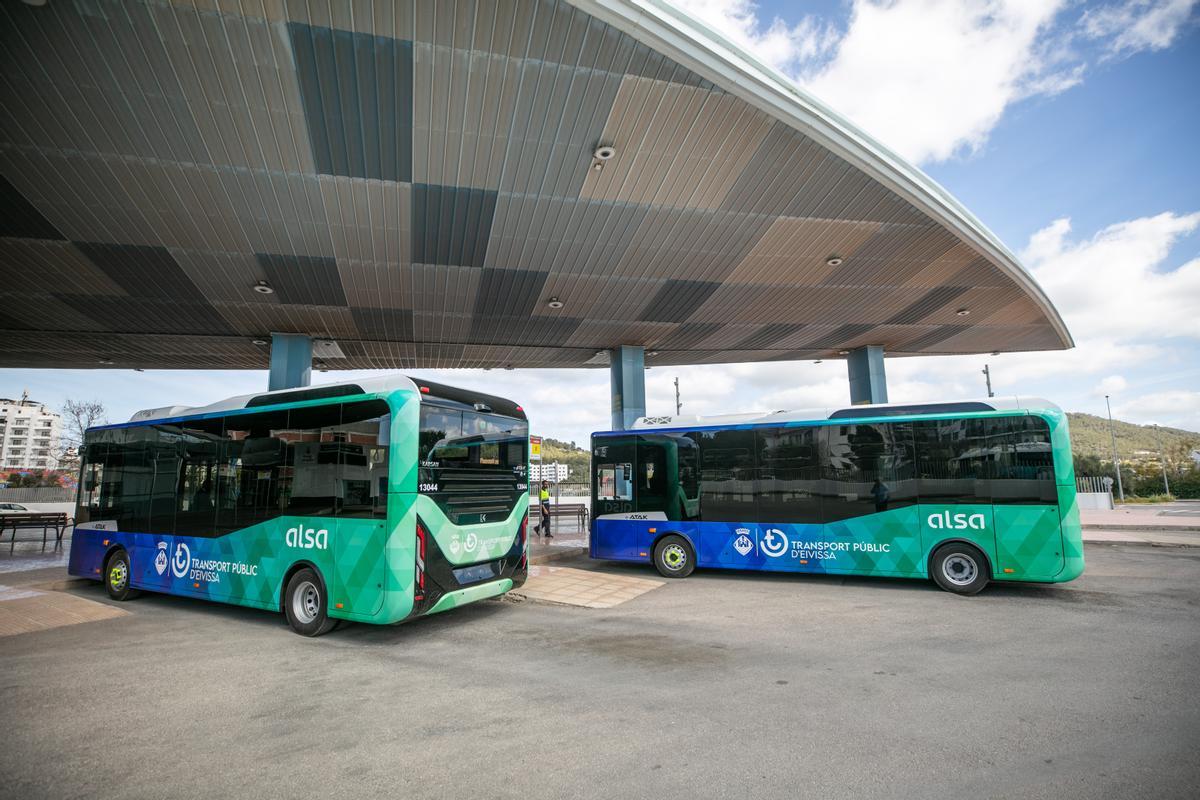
xmin=942 ymin=554 xmax=978 ymax=586
xmin=292 ymin=580 xmax=320 ymax=624
xmin=109 ymin=561 xmax=127 ymax=590
xmin=663 ymin=544 xmax=686 ymax=570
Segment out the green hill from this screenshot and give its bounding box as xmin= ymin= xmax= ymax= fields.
xmin=1066 ymin=413 xmax=1199 ymax=462
xmin=537 ymin=437 xmax=591 ymax=483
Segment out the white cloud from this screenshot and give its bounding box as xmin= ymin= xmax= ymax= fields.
xmin=1082 ymin=0 xmax=1200 ymax=55
xmin=1020 ymin=211 xmax=1200 ymax=342
xmin=669 ymin=0 xmax=838 ymax=74
xmin=1094 ymin=375 xmax=1130 ymax=395
xmin=670 ymin=0 xmax=1197 ymax=165
xmin=1114 ymin=390 xmax=1200 ymax=431
xmin=803 ymin=0 xmax=1069 ymax=164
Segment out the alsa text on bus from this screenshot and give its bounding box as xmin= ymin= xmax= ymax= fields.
xmin=287 ymin=526 xmax=329 ymax=550
xmin=927 ymin=511 xmax=986 ymax=530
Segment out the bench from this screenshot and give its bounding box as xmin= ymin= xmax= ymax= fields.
xmin=1 ymin=513 xmax=72 ymax=553
xmin=528 ymin=502 xmax=589 ymax=533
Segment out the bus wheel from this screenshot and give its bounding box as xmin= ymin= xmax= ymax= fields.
xmin=283 ymin=567 xmax=337 ymax=637
xmin=653 ymin=535 xmax=695 ymax=579
xmin=104 ymin=548 xmax=139 ymax=601
xmin=931 ymin=543 xmax=989 ymax=595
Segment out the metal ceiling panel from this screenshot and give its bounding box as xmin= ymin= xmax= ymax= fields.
xmin=614 ymin=206 xmax=774 ymax=283
xmin=723 ymin=216 xmax=880 ymax=286
xmin=0 ymin=0 xmax=1070 ymax=369
xmin=486 ymin=194 xmax=648 ymax=275
xmin=256 ymin=253 xmax=347 ymax=306
xmin=580 ymin=76 xmax=772 ymax=210
xmin=0 ymin=240 xmax=124 ymax=295
xmin=320 ymin=177 xmax=410 ymax=265
xmin=212 ymin=301 xmax=360 ymax=339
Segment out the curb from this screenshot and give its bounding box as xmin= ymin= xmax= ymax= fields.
xmin=1082 ymin=524 xmax=1200 ymax=533
xmin=1084 ymin=537 xmax=1200 ymax=549
xmin=30 ymin=578 xmax=93 ymax=592
xmin=530 ymin=547 xmax=587 ymax=565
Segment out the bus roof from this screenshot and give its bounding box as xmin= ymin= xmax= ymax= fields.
xmin=625 ymin=396 xmax=1061 ymax=433
xmin=124 ymin=374 xmax=526 ymax=425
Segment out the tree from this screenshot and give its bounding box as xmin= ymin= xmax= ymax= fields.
xmin=5 ymin=470 xmax=61 ymax=488
xmin=58 ymin=399 xmax=108 ymax=470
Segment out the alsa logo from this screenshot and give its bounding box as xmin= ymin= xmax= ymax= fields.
xmin=927 ymin=511 xmax=987 ymax=530
xmin=286 ymin=526 xmax=329 ymax=550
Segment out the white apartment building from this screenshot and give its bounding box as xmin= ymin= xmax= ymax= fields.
xmin=0 ymin=395 xmax=62 ymax=471
xmin=529 ymin=461 xmax=570 ymax=483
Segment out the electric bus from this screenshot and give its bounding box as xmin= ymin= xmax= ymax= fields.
xmin=590 ymin=398 xmax=1083 ymax=595
xmin=69 ymin=376 xmax=529 ymax=635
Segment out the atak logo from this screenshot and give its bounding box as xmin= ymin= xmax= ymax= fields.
xmin=286 ymin=526 xmax=329 ymax=550
xmin=927 ymin=511 xmax=987 ymax=530
xmin=170 ymin=542 xmax=191 ymax=578
xmin=154 ymin=542 xmax=168 ymax=576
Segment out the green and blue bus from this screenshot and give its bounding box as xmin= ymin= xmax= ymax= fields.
xmin=590 ymin=399 xmax=1083 ymax=594
xmin=69 ymin=376 xmax=529 ymax=635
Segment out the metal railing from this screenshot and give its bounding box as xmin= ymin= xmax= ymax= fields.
xmin=0 ymin=486 xmax=75 ymax=503
xmin=1076 ymin=476 xmax=1113 ymax=494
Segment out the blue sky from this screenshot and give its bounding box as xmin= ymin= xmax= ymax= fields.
xmin=2 ymin=0 xmax=1198 ymax=450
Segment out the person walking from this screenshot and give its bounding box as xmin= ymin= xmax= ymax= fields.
xmin=534 ymin=480 xmax=553 ymax=539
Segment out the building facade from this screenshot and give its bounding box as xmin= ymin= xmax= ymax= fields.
xmin=529 ymin=462 xmax=571 ymax=483
xmin=0 ymin=396 xmax=62 ymax=472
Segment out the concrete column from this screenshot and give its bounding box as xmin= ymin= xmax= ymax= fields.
xmin=847 ymin=345 xmax=888 ymax=406
xmin=268 ymin=333 xmax=312 ymax=391
xmin=609 ymin=345 xmax=646 ymax=430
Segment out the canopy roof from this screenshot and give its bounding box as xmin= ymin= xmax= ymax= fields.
xmin=0 ymin=0 xmax=1070 ymax=370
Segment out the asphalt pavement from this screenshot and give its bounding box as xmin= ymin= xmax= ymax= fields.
xmin=2 ymin=543 xmax=1198 ymax=800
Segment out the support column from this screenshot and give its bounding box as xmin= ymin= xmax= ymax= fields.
xmin=609 ymin=345 xmax=646 ymax=430
xmin=847 ymin=345 xmax=888 ymax=406
xmin=268 ymin=333 xmax=312 ymax=391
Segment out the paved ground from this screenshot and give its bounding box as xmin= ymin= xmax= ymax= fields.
xmin=1 ymin=543 xmax=1198 ymax=800
xmin=514 ymin=564 xmax=663 ymax=607
xmin=1082 ymin=501 xmax=1200 ymax=530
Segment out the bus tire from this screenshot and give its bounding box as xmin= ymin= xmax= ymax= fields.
xmin=653 ymin=534 xmax=695 ymax=579
xmin=104 ymin=548 xmax=140 ymax=601
xmin=283 ymin=567 xmax=337 ymax=637
xmin=930 ymin=542 xmax=989 ymax=595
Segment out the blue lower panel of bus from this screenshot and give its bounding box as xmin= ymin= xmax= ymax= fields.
xmin=591 ymin=504 xmax=1024 ymax=579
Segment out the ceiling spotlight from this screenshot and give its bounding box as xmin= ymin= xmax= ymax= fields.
xmin=991 ymin=350 xmax=1001 ymax=356
xmin=825 ymin=255 xmax=844 ymax=267
xmin=594 ymin=145 xmax=616 ymax=161
xmin=133 ymin=368 xmax=145 ymax=373
xmin=251 ymin=338 xmax=268 ymax=346
xmin=253 ymin=280 xmax=274 ymax=295
xmin=647 ymin=350 xmax=659 ymax=357
xmin=547 ymin=297 xmax=564 ymax=309
xmin=955 ymin=308 xmax=971 ymax=316
xmin=98 ymin=358 xmax=115 ymax=365
xmin=593 ymin=162 xmax=603 ymax=172
xmin=838 ymin=350 xmax=850 ymax=356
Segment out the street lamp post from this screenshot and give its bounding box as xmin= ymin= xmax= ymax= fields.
xmin=1153 ymin=424 xmax=1171 ymax=497
xmin=1105 ymin=395 xmax=1125 ymax=502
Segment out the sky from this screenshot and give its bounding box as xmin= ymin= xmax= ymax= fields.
xmin=2 ymin=0 xmax=1198 ymax=449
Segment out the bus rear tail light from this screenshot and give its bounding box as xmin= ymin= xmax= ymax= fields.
xmin=414 ymin=521 xmax=428 ymax=600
